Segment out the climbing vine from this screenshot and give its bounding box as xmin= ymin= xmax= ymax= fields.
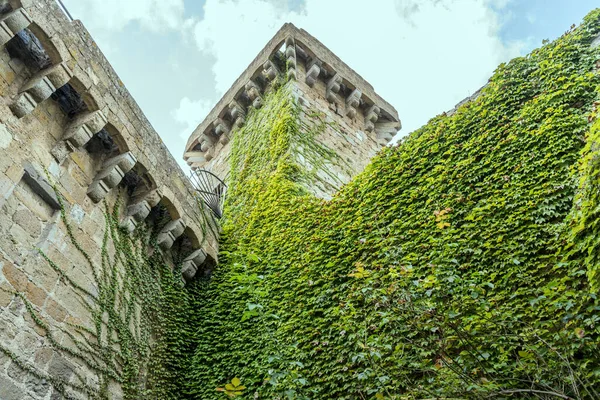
xmin=188 ymin=9 xmax=600 ymax=400
xmin=1 ymin=188 xmax=204 ymax=399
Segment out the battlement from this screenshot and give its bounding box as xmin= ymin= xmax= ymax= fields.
xmin=184 ymin=23 xmax=401 ymax=194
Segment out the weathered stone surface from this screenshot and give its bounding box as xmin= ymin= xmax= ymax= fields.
xmin=0 ymin=281 xmax=14 ymax=306
xmin=0 ymin=374 xmax=27 ymax=400
xmin=10 ymin=91 xmax=37 ymax=117
xmin=0 ymin=122 xmax=13 ymax=149
xmin=3 ymin=260 xmax=28 ymax=291
xmin=25 ymin=374 xmax=51 ymax=398
xmin=49 ymin=354 xmax=74 ymax=382
xmin=7 ymin=361 xmax=27 ymax=382
xmin=13 ymin=208 xmax=41 ymax=237
xmin=25 ymin=281 xmax=47 ymax=306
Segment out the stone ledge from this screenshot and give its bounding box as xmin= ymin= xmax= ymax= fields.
xmin=21 ymin=162 xmax=60 ymax=210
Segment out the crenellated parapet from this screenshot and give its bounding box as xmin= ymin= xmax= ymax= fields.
xmin=183 ymin=23 xmax=401 ymax=177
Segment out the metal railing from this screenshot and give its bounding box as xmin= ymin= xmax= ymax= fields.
xmin=189 ymin=169 xmax=227 ymax=219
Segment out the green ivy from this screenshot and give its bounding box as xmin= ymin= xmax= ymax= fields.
xmin=187 ymin=9 xmax=600 ymax=400
xmin=1 ymin=189 xmax=207 ymax=399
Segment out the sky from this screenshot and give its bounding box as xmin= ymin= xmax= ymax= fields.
xmin=59 ymin=0 xmax=598 ymax=170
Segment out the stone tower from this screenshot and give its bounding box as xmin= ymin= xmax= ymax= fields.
xmin=183 ymin=23 xmax=401 ymax=198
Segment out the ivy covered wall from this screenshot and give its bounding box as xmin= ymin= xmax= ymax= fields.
xmin=184 ymin=9 xmax=600 ymax=399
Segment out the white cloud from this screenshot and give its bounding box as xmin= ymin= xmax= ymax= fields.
xmin=173 ymin=97 xmax=214 ymax=140
xmin=61 ymin=0 xmax=188 ymax=32
xmin=190 ymin=0 xmax=525 ymax=138
xmin=192 ymin=0 xmax=298 ymax=96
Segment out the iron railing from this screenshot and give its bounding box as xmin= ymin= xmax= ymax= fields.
xmin=190 ymin=169 xmax=227 ymax=218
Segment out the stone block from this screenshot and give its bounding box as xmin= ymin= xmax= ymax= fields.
xmin=10 ymin=91 xmax=37 ymax=118
xmin=86 ymin=178 xmax=110 ymax=203
xmin=22 ymin=254 xmax=59 ymax=293
xmin=305 ymin=62 xmax=321 ymax=87
xmin=156 ymin=230 xmax=176 ymax=250
xmin=25 ymin=281 xmax=47 ymax=307
xmin=42 ymin=298 xmax=65 ymax=323
xmin=13 ymin=208 xmax=41 ymax=237
xmin=181 ymin=248 xmax=206 ymax=282
xmin=262 ymin=59 xmax=279 ymax=81
xmin=25 ymin=374 xmax=51 ymax=399
xmin=345 ymin=89 xmax=361 ymax=119
xmin=22 ymin=75 xmax=56 ymax=103
xmin=13 ymin=180 xmax=56 ymax=221
xmin=3 ymin=260 xmax=27 ymax=292
xmin=326 ymin=73 xmax=342 ymax=103
xmin=0 ymin=281 xmax=14 ymax=307
xmin=49 ymin=354 xmax=74 ymax=382
xmin=0 ymin=8 xmax=32 ymax=47
xmin=14 ymin=330 xmax=40 ymax=357
xmin=94 ymin=164 xmax=124 ymax=188
xmin=22 ymin=162 xmax=61 ymax=210
xmin=0 ymin=121 xmax=13 ymax=149
xmin=7 ymin=361 xmax=27 ymax=382
xmin=34 ymin=347 xmax=53 ymax=367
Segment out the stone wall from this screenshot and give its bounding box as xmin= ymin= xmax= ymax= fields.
xmin=0 ymin=1 xmax=218 ymax=398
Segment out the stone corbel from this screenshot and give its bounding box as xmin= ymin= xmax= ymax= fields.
xmin=0 ymin=8 xmax=31 ymax=47
xmin=63 ymin=110 xmax=108 ymax=148
xmin=119 ymin=189 xmax=162 ymax=233
xmin=185 ymin=149 xmax=213 ymax=163
xmin=285 ymin=36 xmax=296 ymax=81
xmin=10 ymin=63 xmax=73 ymax=118
xmin=364 ymin=105 xmax=380 ymax=132
xmin=326 ymin=73 xmax=342 ymax=103
xmin=262 ymin=59 xmax=279 ymax=82
xmin=181 ymin=248 xmax=207 ymax=282
xmin=245 ymin=80 xmax=262 ymax=109
xmin=228 ymin=100 xmax=246 ymax=129
xmin=87 ymin=152 xmax=137 ymax=203
xmin=375 ymin=121 xmax=400 ymax=146
xmin=156 ymin=218 xmax=186 ymax=250
xmin=198 ymin=133 xmax=215 ymax=154
xmin=213 ymin=118 xmax=231 ymax=145
xmin=51 ymin=110 xmax=108 ymax=163
xmin=345 ymin=89 xmax=362 ymax=119
xmin=305 ymin=59 xmax=321 ymax=87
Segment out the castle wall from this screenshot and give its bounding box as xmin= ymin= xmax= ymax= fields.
xmin=0 ymin=1 xmax=218 ymax=398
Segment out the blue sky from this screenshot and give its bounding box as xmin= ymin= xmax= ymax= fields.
xmin=59 ymin=0 xmax=599 ymax=170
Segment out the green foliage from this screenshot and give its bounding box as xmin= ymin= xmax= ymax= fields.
xmin=188 ymin=9 xmax=600 ymax=399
